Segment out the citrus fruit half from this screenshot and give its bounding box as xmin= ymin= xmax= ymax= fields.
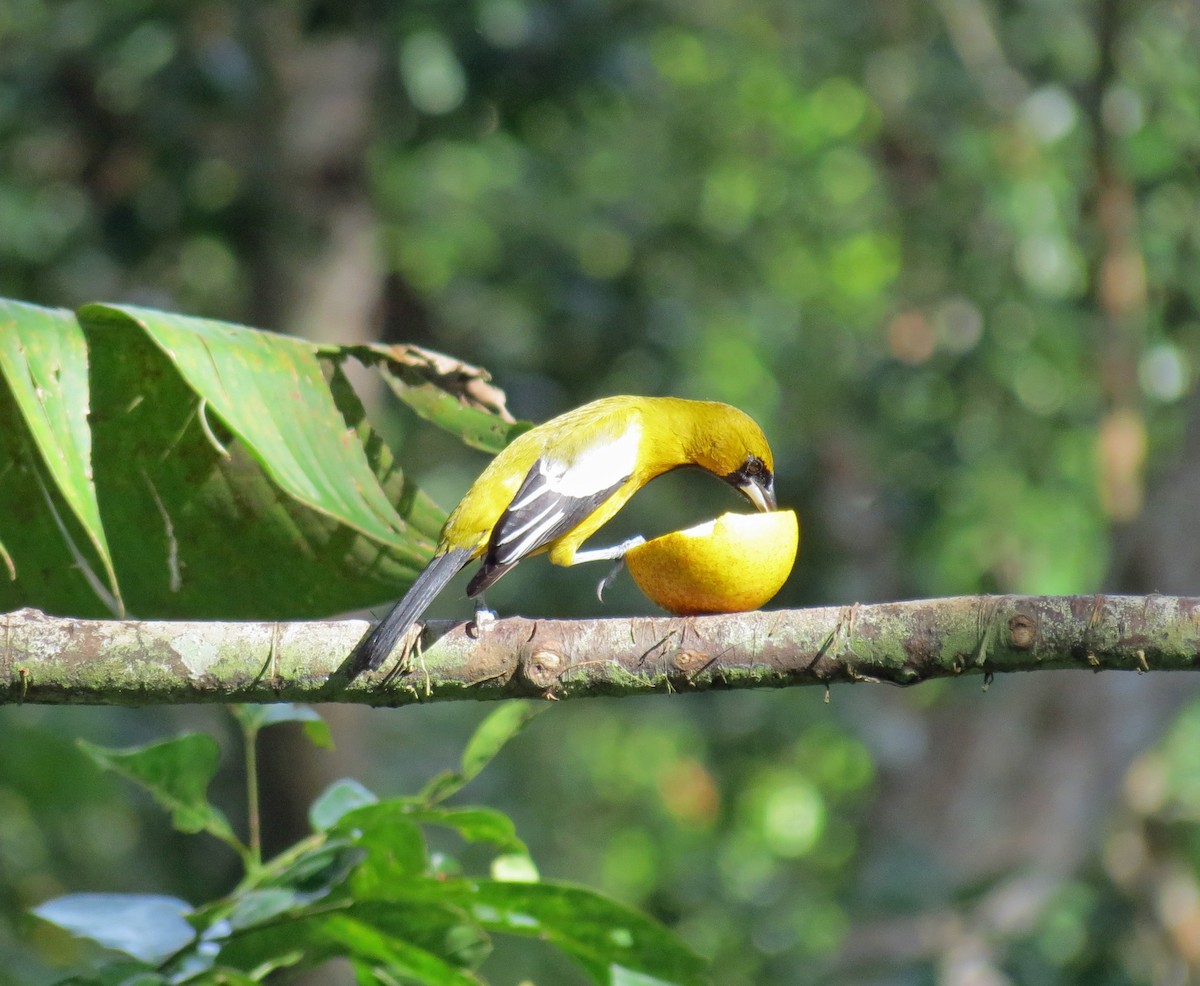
xmin=624 ymin=510 xmax=798 ymax=615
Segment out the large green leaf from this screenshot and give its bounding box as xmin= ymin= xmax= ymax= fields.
xmin=77 ymin=302 xmax=445 ymax=617
xmin=82 ymin=304 xmax=411 ymax=545
xmin=0 ymin=300 xmax=121 ymax=613
xmin=0 ymin=297 xmax=526 ymax=618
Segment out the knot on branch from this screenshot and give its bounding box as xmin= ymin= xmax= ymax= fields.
xmin=521 ymin=644 xmax=563 ymax=690
xmin=1008 ymin=614 xmax=1037 ymax=650
xmin=672 ymin=650 xmax=710 ymax=677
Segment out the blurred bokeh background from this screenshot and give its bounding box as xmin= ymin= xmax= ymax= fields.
xmin=3 ymin=0 xmax=1200 ymax=983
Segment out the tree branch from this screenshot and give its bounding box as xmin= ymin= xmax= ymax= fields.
xmin=3 ymin=594 xmax=1196 ymax=707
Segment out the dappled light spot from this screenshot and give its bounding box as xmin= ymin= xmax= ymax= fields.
xmin=1139 ymin=343 xmax=1190 ymax=402
xmin=399 ymin=31 xmax=466 ymax=115
xmin=656 ymin=757 xmax=721 ymax=828
xmin=887 ymin=310 xmax=936 ymax=366
xmin=761 ymin=779 xmax=825 ymax=859
xmin=1021 ymin=85 xmax=1078 ymax=144
xmin=1097 ymin=408 xmax=1147 ymax=521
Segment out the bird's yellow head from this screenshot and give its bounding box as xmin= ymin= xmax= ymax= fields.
xmin=683 ymin=401 xmax=777 ymax=513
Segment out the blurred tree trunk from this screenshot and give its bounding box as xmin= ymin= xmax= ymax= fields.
xmin=243 ymin=21 xmax=384 ymax=986
xmin=841 ymin=0 xmax=1200 ymax=981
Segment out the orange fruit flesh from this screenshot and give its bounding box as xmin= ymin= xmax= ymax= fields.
xmin=625 ymin=510 xmax=799 ymax=615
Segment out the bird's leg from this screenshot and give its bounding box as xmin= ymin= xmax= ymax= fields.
xmin=468 ymin=594 xmax=497 ymax=636
xmin=567 ymin=536 xmax=646 ymax=602
xmin=570 ymin=535 xmax=646 ymax=565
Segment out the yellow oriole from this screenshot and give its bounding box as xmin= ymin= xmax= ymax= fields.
xmin=350 ymin=395 xmax=775 ymax=672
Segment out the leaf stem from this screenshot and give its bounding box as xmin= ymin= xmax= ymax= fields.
xmin=243 ymin=719 xmax=262 ymax=871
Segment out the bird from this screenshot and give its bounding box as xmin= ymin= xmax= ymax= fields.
xmin=348 ymin=395 xmax=776 ymax=673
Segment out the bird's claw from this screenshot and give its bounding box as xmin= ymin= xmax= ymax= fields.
xmin=468 ymin=598 xmax=497 ymax=637
xmin=594 ymin=535 xmax=645 ymax=601
xmin=596 ymin=559 xmax=624 ymax=602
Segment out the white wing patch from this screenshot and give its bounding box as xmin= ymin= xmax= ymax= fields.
xmin=542 ymin=421 xmax=643 ymax=497
xmin=490 ymin=421 xmax=643 ymax=565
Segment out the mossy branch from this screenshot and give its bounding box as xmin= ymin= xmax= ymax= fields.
xmin=3 ymin=594 xmax=1196 ymax=707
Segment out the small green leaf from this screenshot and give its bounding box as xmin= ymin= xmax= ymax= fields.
xmin=405 ymin=806 xmax=528 ymax=855
xmin=461 ymin=702 xmax=545 ymax=777
xmin=348 ymin=876 xmax=706 ymax=982
xmin=301 ymin=717 xmax=335 ymax=750
xmin=429 ymin=852 xmax=464 ymax=879
xmin=441 ymin=923 xmax=492 ymax=970
xmin=231 ymin=705 xmax=333 ymax=749
xmin=462 ymin=882 xmax=708 ymax=986
xmin=77 ymin=735 xmax=236 ymax=843
xmin=263 ymin=843 xmax=361 ymax=898
xmin=198 ymin=914 xmax=329 ymax=975
xmin=232 ymin=703 xmax=317 ymax=730
xmin=33 ymin=893 xmax=194 ymax=964
xmin=223 ymin=889 xmax=303 ymax=932
xmin=421 ymin=702 xmax=545 ymax=804
xmin=324 ymin=914 xmax=485 ymax=986
xmin=346 ymin=900 xmax=490 ymax=970
xmin=310 ymin=778 xmax=378 ymax=831
xmin=334 ymin=802 xmax=429 ymax=891
xmin=210 ymin=904 xmax=480 ymax=979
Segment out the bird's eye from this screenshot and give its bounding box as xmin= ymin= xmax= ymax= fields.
xmin=742 ymin=456 xmax=767 ymax=479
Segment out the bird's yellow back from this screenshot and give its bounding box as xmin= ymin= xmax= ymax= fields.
xmin=440 ymin=396 xmax=771 ymax=563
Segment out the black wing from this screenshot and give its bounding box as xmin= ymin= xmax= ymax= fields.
xmin=466 ymin=457 xmax=628 ymax=596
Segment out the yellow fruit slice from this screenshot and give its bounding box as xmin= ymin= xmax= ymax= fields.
xmin=625 ymin=510 xmax=799 ymax=615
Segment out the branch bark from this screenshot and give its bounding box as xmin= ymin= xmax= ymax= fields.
xmin=2 ymin=594 xmax=1196 ymax=707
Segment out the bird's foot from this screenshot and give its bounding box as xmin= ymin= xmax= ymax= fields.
xmin=468 ymin=597 xmax=497 ymax=637
xmin=592 ymin=535 xmax=646 ymax=601
xmin=596 ymin=560 xmax=624 ymax=602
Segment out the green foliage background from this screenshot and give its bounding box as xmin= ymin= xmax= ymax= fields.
xmin=3 ymin=0 xmax=1200 ymax=984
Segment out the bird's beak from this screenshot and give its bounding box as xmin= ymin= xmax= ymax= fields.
xmin=739 ymin=475 xmax=776 ymax=512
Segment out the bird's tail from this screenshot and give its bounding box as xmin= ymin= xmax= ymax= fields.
xmin=348 ymin=547 xmax=473 ymax=674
